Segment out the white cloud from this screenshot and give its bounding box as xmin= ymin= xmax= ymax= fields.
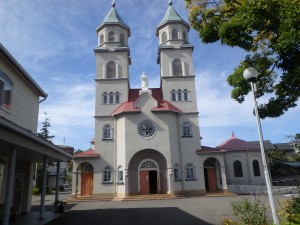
xmin=196 ymin=69 xmax=254 ymax=128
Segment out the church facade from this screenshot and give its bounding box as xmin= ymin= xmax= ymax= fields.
xmin=72 ymin=3 xmax=271 ymax=199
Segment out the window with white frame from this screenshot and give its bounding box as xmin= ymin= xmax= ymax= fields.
xmin=174 ymin=163 xmax=181 ymax=180
xmin=172 ymin=59 xmax=182 ymax=76
xmin=233 ymin=160 xmax=243 ymax=177
xmin=102 ymin=124 xmax=112 ymax=140
xmin=170 ymin=89 xmax=190 ymax=102
xmin=178 ymin=89 xmax=182 ymax=101
xmin=0 ymin=71 xmax=13 ymax=111
xmin=103 ymin=92 xmax=108 ymax=104
xmin=100 ymin=34 xmax=104 ymax=44
xmin=172 ymin=29 xmax=178 ymax=40
xmin=183 ymin=89 xmax=189 ymax=101
xmin=252 ymin=160 xmax=261 ymax=177
xmin=115 ymin=92 xmax=120 ymax=104
xmin=103 ymin=166 xmax=112 ymax=183
xmin=102 ymin=92 xmax=121 ymax=104
xmin=108 ymin=31 xmax=115 ymax=42
xmin=118 ymin=166 xmax=124 ymax=183
xmin=185 ymin=163 xmax=196 ymax=180
xmin=120 ymin=33 xmax=125 ymax=45
xmin=109 ymin=92 xmax=114 ymax=104
xmin=107 ymin=61 xmax=116 ymax=78
xmin=182 ymin=121 xmax=192 ymax=137
xmin=161 ymin=31 xmax=167 ymax=43
xmin=182 ymin=31 xmax=187 ymax=42
xmin=171 ymin=89 xmax=176 ymax=101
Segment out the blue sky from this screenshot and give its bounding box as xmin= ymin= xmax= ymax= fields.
xmin=0 ymin=0 xmax=299 ymax=150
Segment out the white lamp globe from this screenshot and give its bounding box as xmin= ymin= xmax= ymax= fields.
xmin=243 ymin=67 xmax=259 ymax=81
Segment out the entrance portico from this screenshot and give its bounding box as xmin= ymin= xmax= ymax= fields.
xmin=128 ymin=149 xmax=168 ymax=195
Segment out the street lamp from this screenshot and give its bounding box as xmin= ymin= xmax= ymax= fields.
xmin=243 ymin=67 xmax=279 ymax=225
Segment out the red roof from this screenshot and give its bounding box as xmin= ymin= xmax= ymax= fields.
xmin=196 ymin=146 xmax=225 ymax=154
xmin=216 ymin=137 xmax=252 ymax=151
xmin=74 ymin=149 xmax=100 ymax=158
xmin=112 ymin=88 xmax=181 ymax=116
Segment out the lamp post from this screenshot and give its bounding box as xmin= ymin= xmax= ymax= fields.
xmin=243 ymin=67 xmax=279 ymax=225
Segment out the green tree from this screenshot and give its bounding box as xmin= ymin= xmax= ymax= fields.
xmin=38 ymin=112 xmax=55 ymax=141
xmin=185 ymin=0 xmax=300 ymax=119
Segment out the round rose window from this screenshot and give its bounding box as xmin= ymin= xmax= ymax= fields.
xmin=138 ymin=120 xmax=156 ymax=138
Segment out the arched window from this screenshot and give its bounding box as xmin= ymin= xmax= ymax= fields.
xmin=174 ymin=163 xmax=180 ymax=180
xmin=171 ymin=89 xmax=176 ymax=101
xmin=172 ymin=29 xmax=178 ymax=39
xmin=103 ymin=124 xmax=112 ymax=140
xmin=100 ymin=34 xmax=104 ymax=44
xmin=172 ymin=59 xmax=182 ymax=76
xmin=109 ymin=92 xmax=114 ymax=104
xmin=118 ymin=166 xmax=123 ymax=182
xmin=0 ymin=71 xmax=13 ymax=111
xmin=183 ymin=89 xmax=189 ymax=101
xmin=182 ymin=121 xmax=192 ymax=137
xmin=233 ymin=160 xmax=243 ymax=177
xmin=120 ymin=33 xmax=125 ymax=45
xmin=161 ymin=32 xmax=167 ymax=43
xmin=182 ymin=31 xmax=187 ymax=42
xmin=186 ymin=163 xmax=195 ymax=180
xmin=115 ymin=92 xmax=120 ymax=104
xmin=253 ymin=160 xmax=261 ymax=177
xmin=103 ymin=92 xmax=108 ymax=104
xmin=108 ymin=31 xmax=115 ymax=42
xmin=103 ymin=166 xmax=112 ymax=183
xmin=177 ymin=89 xmax=182 ymax=101
xmin=107 ymin=61 xmax=116 ymax=78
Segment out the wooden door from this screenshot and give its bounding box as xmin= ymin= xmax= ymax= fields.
xmin=81 ymin=172 xmax=93 ymax=196
xmin=139 ymin=170 xmax=149 ymax=195
xmin=207 ymin=168 xmax=218 ymax=192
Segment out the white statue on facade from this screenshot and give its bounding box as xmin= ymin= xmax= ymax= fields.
xmin=140 ymin=71 xmax=149 ymax=90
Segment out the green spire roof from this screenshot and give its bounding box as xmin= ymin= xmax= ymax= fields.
xmin=157 ymin=2 xmax=189 ymax=28
xmin=97 ymin=5 xmax=130 ymax=31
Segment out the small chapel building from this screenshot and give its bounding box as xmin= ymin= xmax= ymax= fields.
xmin=72 ymin=2 xmax=271 ymax=199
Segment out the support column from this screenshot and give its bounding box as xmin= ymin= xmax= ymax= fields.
xmin=2 ymin=147 xmax=16 ymax=225
xmin=103 ymin=65 xmax=106 ymax=79
xmin=71 ymin=169 xmax=77 ymax=198
xmin=220 ymin=165 xmax=228 ymax=193
xmin=54 ymin=161 xmax=60 ymax=212
xmin=182 ymin=61 xmax=186 ymax=76
xmin=116 ymin=64 xmax=119 ymax=78
xmin=169 ymin=62 xmax=173 ymax=76
xmin=39 ymin=156 xmax=48 ymax=219
xmin=77 ymin=171 xmax=82 ymax=196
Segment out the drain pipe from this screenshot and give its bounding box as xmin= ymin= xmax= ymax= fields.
xmin=114 ymin=117 xmax=118 ymax=198
xmin=176 ymin=113 xmax=185 ymax=195
xmin=39 ymin=94 xmax=48 ymax=103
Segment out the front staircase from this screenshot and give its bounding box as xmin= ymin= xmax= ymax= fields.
xmin=120 ymin=194 xmax=186 ymax=201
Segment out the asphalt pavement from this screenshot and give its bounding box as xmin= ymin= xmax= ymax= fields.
xmin=31 ymin=193 xmax=291 ymax=225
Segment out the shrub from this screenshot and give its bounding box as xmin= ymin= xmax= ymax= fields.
xmin=278 ymin=189 xmax=300 ymax=224
xmin=230 ymin=198 xmax=267 ymax=225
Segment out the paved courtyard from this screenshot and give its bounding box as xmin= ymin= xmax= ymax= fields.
xmin=24 ymin=193 xmax=291 ymax=225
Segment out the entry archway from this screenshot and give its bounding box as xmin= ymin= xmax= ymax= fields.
xmin=79 ymin=162 xmax=94 ymax=196
xmin=203 ymin=158 xmax=220 ymax=192
xmin=128 ymin=149 xmax=167 ymax=195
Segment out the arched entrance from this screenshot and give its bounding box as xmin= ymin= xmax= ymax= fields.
xmin=139 ymin=160 xmax=159 ymax=194
xmin=128 ymin=149 xmax=167 ymax=195
xmin=204 ymin=158 xmax=220 ymax=192
xmin=79 ymin=162 xmax=94 ymax=196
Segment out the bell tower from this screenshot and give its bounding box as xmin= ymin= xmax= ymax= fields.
xmin=94 ymin=2 xmax=131 ymax=117
xmin=156 ymin=1 xmax=197 ymax=113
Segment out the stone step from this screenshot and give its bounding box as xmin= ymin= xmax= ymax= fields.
xmin=120 ymin=194 xmax=186 ymax=201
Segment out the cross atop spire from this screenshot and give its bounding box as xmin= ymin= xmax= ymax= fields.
xmin=112 ymin=0 xmax=115 ymax=7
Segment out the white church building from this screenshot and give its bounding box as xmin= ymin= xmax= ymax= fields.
xmin=72 ymin=2 xmax=271 ymax=199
